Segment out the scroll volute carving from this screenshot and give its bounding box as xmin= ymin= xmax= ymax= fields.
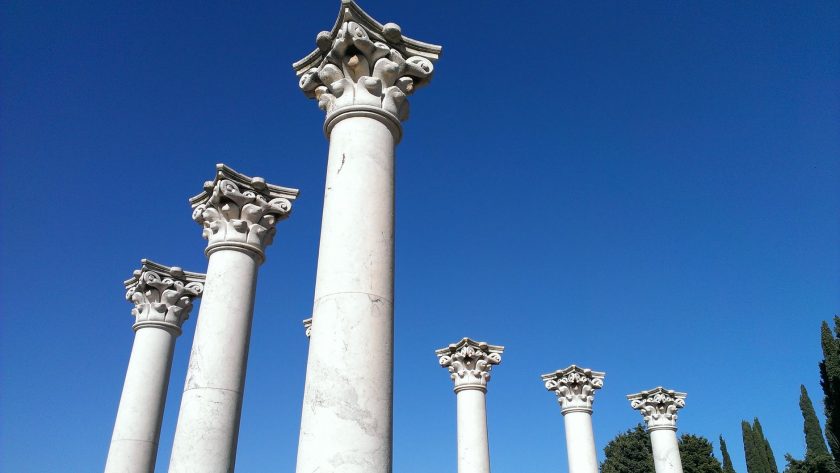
xmin=125 ymin=260 xmax=205 ymax=331
xmin=294 ymin=1 xmax=441 ymax=121
xmin=436 ymin=338 xmax=504 ymax=392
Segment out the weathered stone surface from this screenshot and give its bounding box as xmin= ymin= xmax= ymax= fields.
xmin=105 ymin=260 xmax=204 ymax=473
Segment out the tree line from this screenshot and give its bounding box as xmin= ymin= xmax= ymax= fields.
xmin=600 ymin=317 xmax=840 ymax=473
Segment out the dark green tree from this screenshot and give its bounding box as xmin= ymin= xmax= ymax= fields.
xmin=721 ymin=435 xmax=737 ymax=473
xmin=802 ymin=385 xmax=832 ymax=459
xmin=744 ymin=419 xmax=779 ymax=473
xmin=601 ymin=424 xmax=654 ymax=473
xmin=783 ymin=385 xmax=838 ymax=473
xmin=754 ymin=418 xmax=780 ymax=473
xmin=784 ymin=453 xmax=837 ymax=473
xmin=820 ymin=318 xmax=840 ymax=467
xmin=744 ymin=420 xmax=769 ymax=473
xmin=680 ymin=434 xmax=724 ymax=473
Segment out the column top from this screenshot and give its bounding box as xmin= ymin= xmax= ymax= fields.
xmin=627 ymin=386 xmax=687 ymax=431
xmin=124 ymin=259 xmax=205 ymax=333
xmin=294 ymin=0 xmax=442 ymax=128
xmin=190 ymin=164 xmax=300 ymax=261
xmin=542 ymin=365 xmax=605 ymax=414
xmin=436 ymin=337 xmax=504 ymax=393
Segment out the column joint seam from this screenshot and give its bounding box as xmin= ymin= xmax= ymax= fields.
xmin=183 ymin=386 xmax=242 ymax=395
xmin=314 ymin=291 xmax=394 ymax=305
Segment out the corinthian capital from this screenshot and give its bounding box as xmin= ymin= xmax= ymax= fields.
xmin=190 ymin=164 xmax=299 ymax=260
xmin=436 ymin=338 xmax=503 ymax=393
xmin=627 ymin=387 xmax=687 ymax=431
xmin=303 ymin=318 xmax=313 ymax=338
xmin=542 ymin=365 xmax=605 ymax=414
xmin=293 ymin=0 xmax=441 ymax=123
xmin=124 ymin=259 xmax=205 ymax=333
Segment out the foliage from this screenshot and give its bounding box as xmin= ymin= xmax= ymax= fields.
xmin=721 ymin=435 xmax=737 ymax=473
xmin=820 ymin=318 xmax=840 ymax=468
xmin=743 ymin=419 xmax=779 ymax=473
xmin=601 ymin=424 xmax=654 ymax=473
xmin=784 ymin=453 xmax=838 ymax=473
xmin=783 ymin=385 xmax=838 ymax=473
xmin=680 ymin=434 xmax=724 ymax=473
xmin=801 ymin=385 xmax=832 ymax=459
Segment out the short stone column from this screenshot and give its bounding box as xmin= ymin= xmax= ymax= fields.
xmin=436 ymin=338 xmax=504 ymax=473
xmin=628 ymin=387 xmax=687 ymax=473
xmin=105 ymin=260 xmax=204 ymax=473
xmin=292 ymin=2 xmax=441 ymax=472
xmin=168 ymin=164 xmax=298 ymax=473
xmin=541 ymin=365 xmax=605 ymax=473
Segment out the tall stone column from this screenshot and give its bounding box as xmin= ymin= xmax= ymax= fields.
xmin=628 ymin=387 xmax=688 ymax=473
xmin=292 ymin=2 xmax=441 ymax=472
xmin=168 ymin=164 xmax=298 ymax=473
xmin=105 ymin=260 xmax=204 ymax=473
xmin=436 ymin=338 xmax=504 ymax=473
xmin=541 ymin=365 xmax=605 ymax=473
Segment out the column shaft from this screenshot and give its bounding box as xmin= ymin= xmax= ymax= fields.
xmin=650 ymin=429 xmax=683 ymax=473
xmin=562 ymin=411 xmax=598 ymax=473
xmin=168 ymin=249 xmax=259 ymax=473
xmin=106 ymin=327 xmax=177 ymax=473
xmin=456 ymin=389 xmax=491 ymax=473
xmin=295 ymin=115 xmax=396 ymax=473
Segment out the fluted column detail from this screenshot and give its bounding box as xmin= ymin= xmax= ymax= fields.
xmin=628 ymin=387 xmax=687 ymax=473
xmin=437 ymin=338 xmax=503 ymax=473
xmin=542 ymin=366 xmax=605 ymax=473
xmin=293 ymin=2 xmax=441 ymax=473
xmin=105 ymin=260 xmax=204 ymax=473
xmin=168 ymin=164 xmax=298 ymax=473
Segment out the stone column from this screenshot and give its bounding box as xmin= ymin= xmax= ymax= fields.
xmin=436 ymin=338 xmax=504 ymax=473
xmin=541 ymin=365 xmax=605 ymax=473
xmin=168 ymin=164 xmax=298 ymax=473
xmin=292 ymin=2 xmax=440 ymax=472
xmin=105 ymin=260 xmax=204 ymax=473
xmin=628 ymin=387 xmax=688 ymax=473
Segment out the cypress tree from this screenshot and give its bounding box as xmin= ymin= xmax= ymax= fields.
xmin=721 ymin=435 xmax=737 ymax=473
xmin=802 ymin=385 xmax=832 ymax=459
xmin=754 ymin=418 xmax=779 ymax=473
xmin=820 ymin=318 xmax=840 ymax=467
xmin=744 ymin=421 xmax=764 ymax=473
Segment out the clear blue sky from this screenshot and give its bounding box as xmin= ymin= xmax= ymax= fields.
xmin=1 ymin=1 xmax=838 ymax=472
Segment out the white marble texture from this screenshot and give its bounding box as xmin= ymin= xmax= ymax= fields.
xmin=437 ymin=338 xmax=504 ymax=473
xmin=542 ymin=366 xmax=605 ymax=473
xmin=293 ymin=2 xmax=440 ymax=473
xmin=168 ymin=165 xmax=297 ymax=473
xmin=105 ymin=260 xmax=204 ymax=473
xmin=628 ymin=387 xmax=687 ymax=473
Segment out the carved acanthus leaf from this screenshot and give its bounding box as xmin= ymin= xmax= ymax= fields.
xmin=542 ymin=365 xmax=605 ymax=413
xmin=436 ymin=338 xmax=504 ymax=392
xmin=627 ymin=387 xmax=687 ymax=430
xmin=190 ymin=164 xmax=299 ymax=255
xmin=293 ymin=0 xmax=441 ymax=120
xmin=124 ymin=259 xmax=205 ymax=330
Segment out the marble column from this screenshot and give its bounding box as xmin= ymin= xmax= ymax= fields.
xmin=541 ymin=365 xmax=605 ymax=473
xmin=168 ymin=164 xmax=298 ymax=473
xmin=292 ymin=2 xmax=441 ymax=472
xmin=105 ymin=260 xmax=204 ymax=473
xmin=436 ymin=338 xmax=504 ymax=473
xmin=628 ymin=387 xmax=688 ymax=473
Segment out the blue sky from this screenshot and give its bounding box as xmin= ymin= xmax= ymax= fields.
xmin=1 ymin=1 xmax=838 ymax=472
